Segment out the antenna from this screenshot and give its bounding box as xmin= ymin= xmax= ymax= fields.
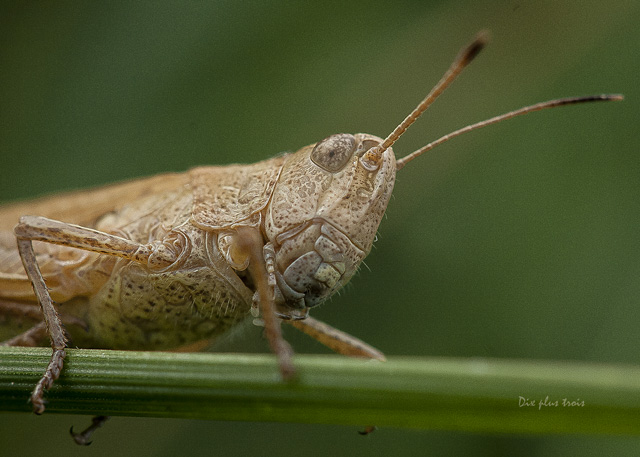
xmin=358 ymin=31 xmax=623 ymax=171
xmin=396 ymin=94 xmax=623 ymax=170
xmin=359 ymin=30 xmax=490 ymax=171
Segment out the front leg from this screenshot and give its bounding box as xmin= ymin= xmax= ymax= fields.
xmin=224 ymin=226 xmax=295 ymax=380
xmin=14 ymin=216 xmax=181 ymax=413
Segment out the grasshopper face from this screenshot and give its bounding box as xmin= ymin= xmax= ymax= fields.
xmin=265 ymin=133 xmax=396 ymax=318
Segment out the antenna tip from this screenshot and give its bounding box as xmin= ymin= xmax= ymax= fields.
xmin=581 ymin=94 xmax=624 ymax=103
xmin=462 ymin=30 xmax=491 ymax=64
xmin=475 ymin=29 xmax=492 ymax=45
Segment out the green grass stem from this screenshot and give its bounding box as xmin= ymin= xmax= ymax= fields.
xmin=1 ymin=347 xmax=638 ymax=435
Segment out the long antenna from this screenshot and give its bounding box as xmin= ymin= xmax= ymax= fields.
xmin=396 ymin=94 xmax=623 ymax=170
xmin=359 ymin=30 xmax=490 ymax=171
xmin=359 ymin=30 xmax=623 ymax=171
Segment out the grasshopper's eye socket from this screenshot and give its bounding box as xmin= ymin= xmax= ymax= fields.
xmin=357 ymin=139 xmax=380 ymax=156
xmin=311 ymin=134 xmax=356 ymax=172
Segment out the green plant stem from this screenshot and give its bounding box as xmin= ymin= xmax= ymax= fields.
xmin=1 ymin=346 xmax=639 ymax=434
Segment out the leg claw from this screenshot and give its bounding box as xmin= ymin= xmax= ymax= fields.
xmin=70 ymin=416 xmax=110 ymax=445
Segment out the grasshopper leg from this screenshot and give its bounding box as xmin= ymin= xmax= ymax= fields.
xmin=70 ymin=415 xmax=110 ymax=445
xmin=0 ymin=301 xmax=49 ymax=346
xmin=1 ymin=321 xmax=47 ymax=347
xmin=0 ymin=300 xmax=49 ymax=321
xmin=0 ymin=299 xmax=89 ymax=331
xmin=14 ymin=216 xmax=178 ymax=268
xmin=234 ymin=226 xmax=296 ymax=380
xmin=358 ymin=425 xmax=378 ymax=435
xmin=0 ymin=298 xmax=89 ymax=348
xmin=14 ymin=215 xmax=181 ymax=413
xmin=287 ymin=316 xmax=386 ymax=361
xmin=16 ymin=239 xmax=67 ymax=414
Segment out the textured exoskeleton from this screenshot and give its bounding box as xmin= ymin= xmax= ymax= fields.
xmin=0 ymin=134 xmax=391 ymax=357
xmin=0 ymin=33 xmax=622 ymax=436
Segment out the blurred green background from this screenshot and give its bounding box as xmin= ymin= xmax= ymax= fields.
xmin=1 ymin=0 xmax=638 ymax=455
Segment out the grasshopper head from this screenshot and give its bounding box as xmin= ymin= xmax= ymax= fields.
xmin=261 ymin=31 xmax=622 ymax=319
xmin=265 ymin=133 xmax=396 ymax=317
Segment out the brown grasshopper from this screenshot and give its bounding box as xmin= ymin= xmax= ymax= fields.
xmin=0 ymin=31 xmax=622 ymax=426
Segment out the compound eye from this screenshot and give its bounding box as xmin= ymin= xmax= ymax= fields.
xmin=310 ymin=134 xmax=356 ymax=172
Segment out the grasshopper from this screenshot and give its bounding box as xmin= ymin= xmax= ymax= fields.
xmin=0 ymin=31 xmax=622 ymax=431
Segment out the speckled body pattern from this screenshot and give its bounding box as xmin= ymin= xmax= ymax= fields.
xmin=0 ymin=133 xmax=395 ymax=351
xmin=1 ymin=33 xmax=621 ymax=430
